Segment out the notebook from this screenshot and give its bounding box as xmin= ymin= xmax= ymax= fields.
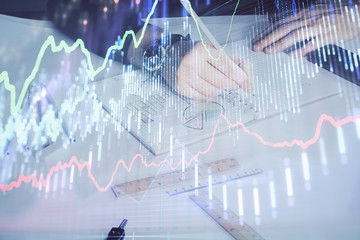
xmin=90 ymin=39 xmax=342 ymax=155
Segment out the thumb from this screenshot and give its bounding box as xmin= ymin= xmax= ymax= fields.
xmin=231 ymin=56 xmax=250 ymax=76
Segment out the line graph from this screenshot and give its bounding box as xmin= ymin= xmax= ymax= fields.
xmin=0 ymin=0 xmax=240 ymax=115
xmin=0 ymin=0 xmax=160 ymax=115
xmin=1 ymin=113 xmax=359 ymax=192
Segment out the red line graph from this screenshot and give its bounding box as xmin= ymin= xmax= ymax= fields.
xmin=1 ymin=113 xmax=359 ymax=192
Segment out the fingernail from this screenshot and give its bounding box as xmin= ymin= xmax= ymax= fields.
xmin=290 ymin=51 xmax=303 ymax=59
xmin=253 ymin=44 xmax=262 ymax=51
xmin=289 ymin=51 xmax=298 ymax=59
xmin=264 ymin=47 xmax=275 ymax=54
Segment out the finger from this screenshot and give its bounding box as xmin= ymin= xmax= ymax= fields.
xmin=181 ymin=43 xmax=239 ymax=92
xmin=177 ymin=82 xmax=209 ymax=100
xmin=289 ymin=38 xmax=323 ymax=58
xmin=253 ymin=11 xmax=307 ymax=44
xmin=211 ymin=54 xmax=252 ymax=91
xmin=253 ymin=17 xmax=318 ymax=52
xmin=253 ymin=19 xmax=299 ymax=45
xmin=300 ymin=5 xmax=338 ymax=19
xmin=263 ymin=25 xmax=319 ymax=54
xmin=197 ymin=61 xmax=240 ymax=91
xmin=205 ymin=49 xmax=252 ymax=91
xmin=231 ymin=57 xmax=251 ymax=74
xmin=253 ymin=6 xmax=334 ymax=46
xmin=272 ymin=7 xmax=328 ymax=25
xmin=188 ymin=75 xmax=223 ymax=98
xmin=253 ymin=22 xmax=303 ymax=52
xmin=272 ymin=6 xmax=333 ymax=26
xmin=230 ymin=56 xmax=243 ymax=65
xmin=253 ymin=25 xmax=278 ymax=49
xmin=230 ymin=56 xmax=253 ymax=88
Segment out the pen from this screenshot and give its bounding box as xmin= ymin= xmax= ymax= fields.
xmin=179 ymin=0 xmax=252 ymax=91
xmin=179 ymin=0 xmax=223 ymax=50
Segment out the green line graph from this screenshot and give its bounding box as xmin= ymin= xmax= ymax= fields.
xmin=0 ymin=0 xmax=240 ymax=115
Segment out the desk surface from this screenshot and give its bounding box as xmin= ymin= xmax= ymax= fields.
xmin=0 ymin=14 xmax=360 ymax=240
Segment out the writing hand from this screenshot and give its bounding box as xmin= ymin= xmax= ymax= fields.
xmin=175 ymin=42 xmax=251 ymax=100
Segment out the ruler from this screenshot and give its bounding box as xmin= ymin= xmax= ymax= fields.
xmin=112 ymin=158 xmax=239 ymax=197
xmin=166 ymin=167 xmax=263 ymax=196
xmin=190 ymin=191 xmax=265 ymax=240
xmin=112 ymin=158 xmax=262 ymax=197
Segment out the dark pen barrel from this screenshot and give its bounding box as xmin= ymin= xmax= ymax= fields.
xmin=119 ymin=219 xmax=128 ymax=229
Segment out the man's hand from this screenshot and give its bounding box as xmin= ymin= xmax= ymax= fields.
xmin=252 ymin=4 xmax=360 ymax=57
xmin=175 ymin=42 xmax=251 ymax=100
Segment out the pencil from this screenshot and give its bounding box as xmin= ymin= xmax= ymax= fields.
xmin=179 ymin=0 xmax=252 ymax=91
